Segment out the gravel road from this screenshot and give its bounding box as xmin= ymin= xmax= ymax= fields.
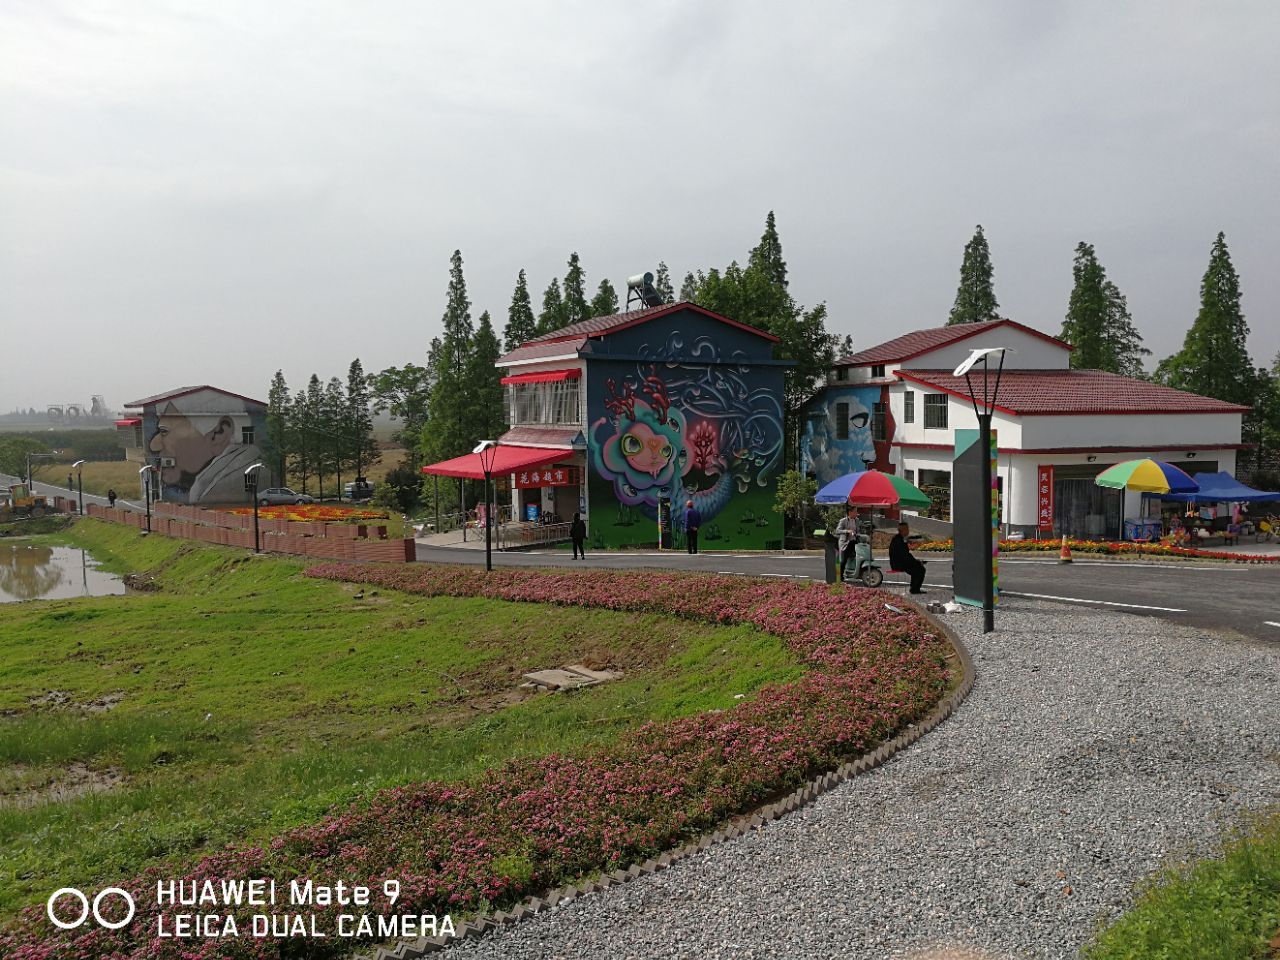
xmin=448 ymin=599 xmax=1280 ymax=960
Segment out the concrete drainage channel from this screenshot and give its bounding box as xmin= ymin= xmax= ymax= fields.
xmin=356 ymin=610 xmax=976 ymax=960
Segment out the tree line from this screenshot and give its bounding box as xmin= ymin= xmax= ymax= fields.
xmin=946 ymin=226 xmax=1279 ymax=482
xmin=263 ymin=360 xmax=376 ymax=498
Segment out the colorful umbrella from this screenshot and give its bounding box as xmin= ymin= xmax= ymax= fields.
xmin=1093 ymin=459 xmax=1200 ymax=494
xmin=815 ymin=470 xmax=933 ymax=509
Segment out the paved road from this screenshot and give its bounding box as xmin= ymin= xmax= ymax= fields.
xmin=0 ymin=472 xmax=144 ymax=512
xmin=414 ymin=543 xmax=1280 ymax=643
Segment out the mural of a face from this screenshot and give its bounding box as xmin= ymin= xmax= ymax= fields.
xmin=149 ymin=405 xmax=234 ymax=488
xmin=802 ymin=387 xmax=879 ymax=485
xmin=619 ymin=421 xmax=673 ymax=477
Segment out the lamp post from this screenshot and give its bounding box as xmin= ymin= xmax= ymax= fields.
xmin=953 ymin=347 xmax=1012 ymax=635
xmin=138 ymin=465 xmax=156 ymax=533
xmin=72 ymin=460 xmax=85 ymax=515
xmin=472 ymin=440 xmax=500 ymax=572
xmin=244 ymin=463 xmax=264 ymax=553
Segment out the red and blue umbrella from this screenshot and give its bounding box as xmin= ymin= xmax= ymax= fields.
xmin=815 ymin=470 xmax=932 ymax=509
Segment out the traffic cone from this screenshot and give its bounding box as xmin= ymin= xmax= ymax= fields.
xmin=1059 ymin=534 xmax=1072 ymax=563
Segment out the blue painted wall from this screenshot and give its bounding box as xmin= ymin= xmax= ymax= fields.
xmin=800 ymin=384 xmax=881 ymax=487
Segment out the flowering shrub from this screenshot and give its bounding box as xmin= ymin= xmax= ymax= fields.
xmin=223 ymin=504 xmax=389 ymax=522
xmin=2 ymin=566 xmax=951 ymax=959
xmin=913 ymin=537 xmax=1279 ymax=564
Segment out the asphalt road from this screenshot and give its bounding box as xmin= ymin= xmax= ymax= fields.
xmin=414 ymin=543 xmax=1280 ymax=644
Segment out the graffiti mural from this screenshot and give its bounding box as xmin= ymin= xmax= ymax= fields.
xmin=800 ymin=384 xmax=880 ymax=487
xmin=588 ymin=331 xmax=785 ymax=549
xmin=139 ymin=391 xmax=267 ymax=504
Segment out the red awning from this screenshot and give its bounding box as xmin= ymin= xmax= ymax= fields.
xmin=420 ymin=445 xmax=569 ymax=479
xmin=499 ymin=368 xmax=581 ymax=386
xmin=115 ymin=418 xmax=142 ymax=426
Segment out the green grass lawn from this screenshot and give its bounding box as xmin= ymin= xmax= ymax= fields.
xmin=0 ymin=520 xmax=800 ymax=914
xmin=1085 ymin=810 xmax=1280 ymax=960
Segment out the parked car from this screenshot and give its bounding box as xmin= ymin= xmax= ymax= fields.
xmin=343 ymin=479 xmax=374 ymax=501
xmin=258 ymin=487 xmax=315 ymax=506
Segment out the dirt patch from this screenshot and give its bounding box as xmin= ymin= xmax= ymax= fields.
xmin=0 ymin=762 xmax=125 ymax=809
xmin=123 ymin=572 xmax=160 ymax=591
xmin=895 ymin=945 xmax=1011 ymax=960
xmin=26 ymin=690 xmax=123 ymax=712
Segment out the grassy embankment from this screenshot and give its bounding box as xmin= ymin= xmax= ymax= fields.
xmin=1085 ymin=811 xmax=1280 ymax=960
xmin=0 ymin=519 xmax=799 ymax=915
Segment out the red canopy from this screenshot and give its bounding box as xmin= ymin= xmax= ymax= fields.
xmin=420 ymin=445 xmax=569 ymax=479
xmin=499 ymin=368 xmax=581 ymax=386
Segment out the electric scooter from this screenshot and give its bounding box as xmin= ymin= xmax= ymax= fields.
xmin=841 ymin=523 xmax=884 ymax=588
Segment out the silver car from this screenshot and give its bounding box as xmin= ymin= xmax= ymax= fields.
xmin=257 ymin=487 xmax=315 ymax=506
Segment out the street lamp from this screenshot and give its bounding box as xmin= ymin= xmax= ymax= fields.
xmin=244 ymin=463 xmax=265 ymax=553
xmin=952 ymin=347 xmax=1013 ymax=635
xmin=72 ymin=460 xmax=85 ymax=515
xmin=473 ymin=440 xmax=500 ymax=572
xmin=138 ymin=465 xmax=157 ymax=532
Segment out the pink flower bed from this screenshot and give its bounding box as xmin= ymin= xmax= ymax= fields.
xmin=3 ymin=566 xmax=952 ymax=960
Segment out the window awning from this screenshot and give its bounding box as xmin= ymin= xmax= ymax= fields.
xmin=420 ymin=445 xmax=570 ymax=479
xmin=115 ymin=418 xmax=142 ymax=426
xmin=499 ymin=368 xmax=581 ymax=386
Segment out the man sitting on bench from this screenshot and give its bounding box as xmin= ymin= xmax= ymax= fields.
xmin=889 ymin=521 xmax=927 ymax=595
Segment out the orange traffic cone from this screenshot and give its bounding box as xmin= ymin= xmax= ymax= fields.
xmin=1059 ymin=534 xmax=1072 ymax=563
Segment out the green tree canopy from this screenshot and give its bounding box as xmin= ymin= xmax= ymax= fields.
xmin=947 ymin=225 xmax=1000 ymax=325
xmin=654 ymin=261 xmax=675 ymax=304
xmin=421 ymin=250 xmax=476 ymax=464
xmin=537 ymin=277 xmax=565 ymax=335
xmin=466 ymin=311 xmax=506 ymax=444
xmin=591 ymin=278 xmax=619 ymax=317
xmin=1155 ymin=232 xmax=1254 ymax=407
xmin=345 ymin=358 xmax=375 ymax=478
xmin=1060 ymin=242 xmax=1149 ymax=376
xmin=502 ymin=269 xmax=537 ymax=350
xmin=370 ymin=363 xmax=432 ymax=467
xmin=562 ymin=252 xmax=589 ymax=326
xmin=265 ymin=369 xmax=290 ymax=482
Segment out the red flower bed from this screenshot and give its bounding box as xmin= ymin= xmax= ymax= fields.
xmin=3 ymin=566 xmax=951 ymax=959
xmin=223 ymin=504 xmax=389 ymax=522
xmin=914 ymin=537 xmax=1278 ymax=563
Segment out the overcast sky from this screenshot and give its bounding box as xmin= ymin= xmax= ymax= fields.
xmin=2 ymin=0 xmax=1277 ymax=413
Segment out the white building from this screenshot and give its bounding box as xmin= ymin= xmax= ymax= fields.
xmin=803 ymin=319 xmax=1249 ymax=538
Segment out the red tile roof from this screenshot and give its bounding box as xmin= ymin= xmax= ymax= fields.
xmin=498 ymin=302 xmax=778 ymax=365
xmin=840 ymin=319 xmax=1070 ymax=366
xmin=897 ymin=369 xmax=1250 ymax=416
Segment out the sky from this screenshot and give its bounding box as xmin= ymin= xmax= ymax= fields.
xmin=2 ymin=0 xmax=1277 ymax=413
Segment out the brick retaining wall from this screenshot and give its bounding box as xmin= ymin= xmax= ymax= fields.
xmin=84 ymin=503 xmax=414 ymax=563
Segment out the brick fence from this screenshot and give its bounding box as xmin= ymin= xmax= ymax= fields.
xmin=85 ymin=502 xmax=415 ymax=562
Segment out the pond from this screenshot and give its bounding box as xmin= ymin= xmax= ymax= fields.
xmin=0 ymin=544 xmax=126 ymax=603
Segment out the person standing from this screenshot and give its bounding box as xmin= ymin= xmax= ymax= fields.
xmin=107 ymin=488 xmax=117 ymax=508
xmin=67 ymin=472 xmax=74 ymax=491
xmin=889 ymin=521 xmax=927 ymax=594
xmin=684 ymin=500 xmax=702 ymax=554
xmin=570 ymin=512 xmax=587 ymax=559
xmin=834 ymin=505 xmax=859 ymax=580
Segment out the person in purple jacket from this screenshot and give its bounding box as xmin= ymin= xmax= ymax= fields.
xmin=684 ymin=500 xmax=702 ymax=554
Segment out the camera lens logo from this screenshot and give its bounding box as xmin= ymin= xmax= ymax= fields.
xmin=47 ymin=888 xmax=136 ymax=930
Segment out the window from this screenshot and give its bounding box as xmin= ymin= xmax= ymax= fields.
xmin=836 ymin=402 xmax=850 ymax=440
xmin=241 ymin=426 xmax=255 ymax=446
xmin=904 ymin=468 xmax=916 ymax=485
xmin=871 ymin=364 xmax=885 ymax=378
xmin=835 ymin=366 xmax=848 ymax=381
xmin=903 ymin=390 xmax=915 ymax=424
xmin=872 ymin=401 xmax=886 ymax=441
xmin=507 ymin=380 xmax=581 ymax=426
xmin=924 ymin=394 xmax=948 ymax=430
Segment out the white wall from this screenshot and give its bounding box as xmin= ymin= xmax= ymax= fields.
xmin=890 ymin=385 xmax=1023 ymax=448
xmin=902 ymin=326 xmax=1071 ymax=371
xmin=1021 ymin=412 xmax=1242 ymax=448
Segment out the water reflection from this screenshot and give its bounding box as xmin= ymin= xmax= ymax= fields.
xmin=0 ymin=545 xmax=126 ymax=602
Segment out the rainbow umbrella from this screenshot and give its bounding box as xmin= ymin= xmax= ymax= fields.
xmin=1094 ymin=459 xmax=1199 ymax=494
xmin=815 ymin=470 xmax=932 ymax=509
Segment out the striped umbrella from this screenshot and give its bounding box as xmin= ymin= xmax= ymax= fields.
xmin=1094 ymin=459 xmax=1199 ymax=494
xmin=814 ymin=470 xmax=933 ymax=509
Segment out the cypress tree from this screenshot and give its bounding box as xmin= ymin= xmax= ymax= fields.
xmin=1061 ymin=243 xmax=1150 ymax=376
xmin=562 ymin=252 xmax=589 ymax=325
xmin=947 ymin=225 xmax=1000 ymax=325
xmin=654 ymin=261 xmax=675 ymax=304
xmin=265 ymin=369 xmax=290 ymax=483
xmin=749 ymin=211 xmax=787 ymax=288
xmin=346 ymin=358 xmax=375 ymax=479
xmin=537 ymin=277 xmax=564 ymax=335
xmin=466 ymin=310 xmax=505 ymax=442
xmin=591 ymin=278 xmax=619 ymax=317
xmin=1156 ymin=232 xmax=1254 ymax=406
xmin=679 ymin=271 xmax=700 ymax=303
xmin=502 ymin=269 xmax=537 ymax=350
xmin=421 ymin=250 xmax=476 ymax=464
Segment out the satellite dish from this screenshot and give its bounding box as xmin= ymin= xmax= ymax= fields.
xmin=953 ymin=347 xmax=1014 ymax=378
